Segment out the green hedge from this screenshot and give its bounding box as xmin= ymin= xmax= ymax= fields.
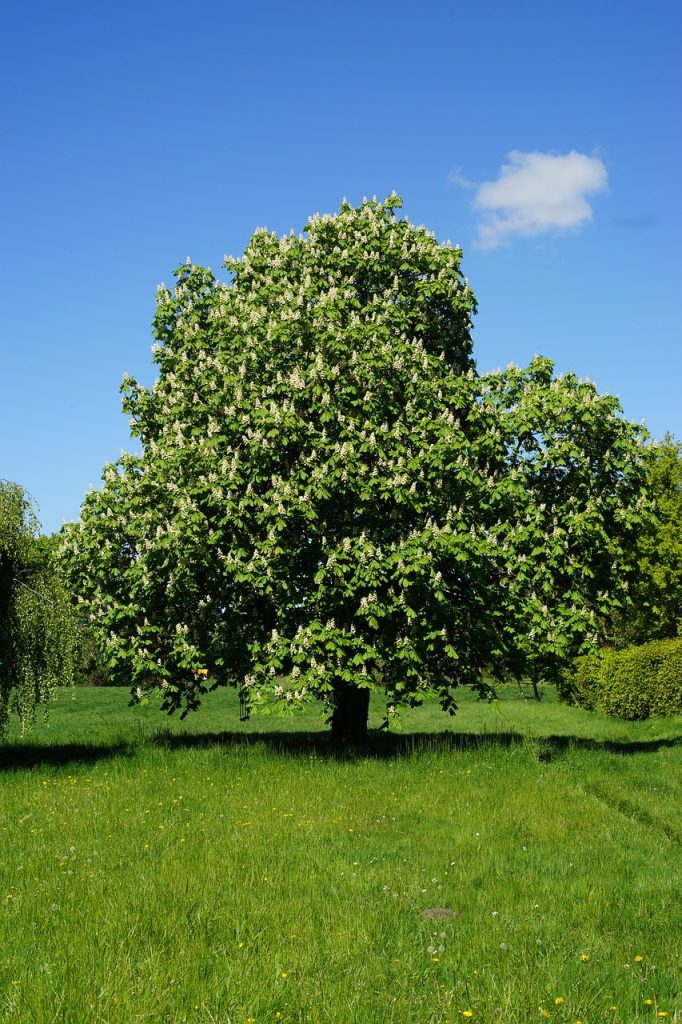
xmin=560 ymin=638 xmax=682 ymax=720
xmin=557 ymin=652 xmax=601 ymax=710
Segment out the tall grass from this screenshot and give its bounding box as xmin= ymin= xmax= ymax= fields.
xmin=1 ymin=686 xmax=680 ymax=1023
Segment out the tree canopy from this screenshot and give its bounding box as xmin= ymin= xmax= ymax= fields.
xmin=1 ymin=482 xmax=78 ymax=733
xmin=59 ymin=196 xmax=650 ymax=739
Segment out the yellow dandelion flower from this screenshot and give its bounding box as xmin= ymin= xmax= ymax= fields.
xmin=644 ymin=1000 xmax=653 ymax=1005
xmin=462 ymin=1013 xmax=473 ymax=1019
xmin=541 ymin=1011 xmax=552 ymax=1019
xmin=555 ymin=997 xmax=565 ymax=1005
xmin=634 ymin=955 xmax=644 ymax=963
xmin=579 ymin=954 xmax=589 ymax=961
xmin=609 ymin=1007 xmax=618 ymax=1012
xmin=431 ymin=956 xmax=440 ymax=963
xmin=657 ymin=1014 xmax=668 ymax=1019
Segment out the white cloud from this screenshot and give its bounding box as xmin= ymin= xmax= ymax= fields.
xmin=453 ymin=150 xmax=608 ymax=250
xmin=446 ymin=166 xmax=476 ymax=190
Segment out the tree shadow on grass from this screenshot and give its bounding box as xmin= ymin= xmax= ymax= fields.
xmin=151 ymin=728 xmax=682 ymax=761
xmin=2 ymin=729 xmax=681 ymax=772
xmin=0 ymin=740 xmax=133 ymax=772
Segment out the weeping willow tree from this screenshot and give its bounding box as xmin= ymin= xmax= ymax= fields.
xmin=0 ymin=481 xmax=79 ymax=734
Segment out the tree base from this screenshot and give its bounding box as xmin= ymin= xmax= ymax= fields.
xmin=330 ymin=681 xmax=370 ymax=744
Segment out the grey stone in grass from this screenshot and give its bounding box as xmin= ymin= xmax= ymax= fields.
xmin=420 ymin=908 xmax=461 ymax=920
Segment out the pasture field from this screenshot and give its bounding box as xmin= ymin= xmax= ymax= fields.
xmin=1 ymin=686 xmax=680 ymax=1024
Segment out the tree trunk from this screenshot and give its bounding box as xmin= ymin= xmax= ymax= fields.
xmin=531 ymin=665 xmax=542 ymax=702
xmin=330 ymin=680 xmax=370 ymax=744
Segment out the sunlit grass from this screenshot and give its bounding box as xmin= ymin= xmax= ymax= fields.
xmin=1 ymin=686 xmax=680 ymax=1023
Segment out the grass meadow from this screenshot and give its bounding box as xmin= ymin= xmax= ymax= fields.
xmin=1 ymin=685 xmax=680 ymax=1024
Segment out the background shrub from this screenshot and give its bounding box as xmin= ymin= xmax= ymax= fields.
xmin=650 ymin=639 xmax=682 ymax=715
xmin=557 ymin=652 xmax=602 ymax=710
xmin=596 ymin=647 xmax=652 ymax=720
xmin=561 ymin=638 xmax=682 ymax=719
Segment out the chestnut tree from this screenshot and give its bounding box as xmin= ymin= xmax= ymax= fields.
xmin=59 ymin=197 xmax=649 ymax=739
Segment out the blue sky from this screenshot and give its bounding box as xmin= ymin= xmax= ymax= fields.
xmin=2 ymin=0 xmax=680 ymax=534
